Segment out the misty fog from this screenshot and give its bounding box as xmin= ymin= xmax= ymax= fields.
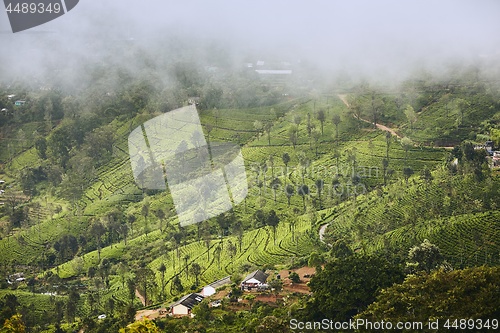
xmin=1 ymin=0 xmax=500 ymax=87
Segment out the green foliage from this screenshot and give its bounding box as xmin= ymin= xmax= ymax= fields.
xmin=119 ymin=319 xmax=159 ymax=333
xmin=288 ymin=272 xmax=300 ymax=283
xmin=306 ymin=254 xmax=404 ymax=321
xmin=359 ymin=266 xmax=500 ymax=323
xmin=406 ymin=239 xmax=449 ymax=274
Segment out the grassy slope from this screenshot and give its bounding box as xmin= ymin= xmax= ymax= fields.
xmin=324 ymin=172 xmax=500 ymax=267
xmin=0 ymin=95 xmax=463 ymax=311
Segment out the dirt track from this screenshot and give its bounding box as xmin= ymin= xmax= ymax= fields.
xmin=338 ymin=94 xmax=402 ymax=139
xmin=338 ymin=94 xmax=454 ymax=149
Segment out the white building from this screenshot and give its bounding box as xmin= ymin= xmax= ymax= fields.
xmin=170 ymin=293 xmax=204 ymax=317
xmin=202 ymin=276 xmax=231 ymax=297
xmin=240 ymin=270 xmax=269 ymax=291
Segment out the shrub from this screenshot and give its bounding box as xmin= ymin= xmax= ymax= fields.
xmin=289 ymin=272 xmax=300 ymax=283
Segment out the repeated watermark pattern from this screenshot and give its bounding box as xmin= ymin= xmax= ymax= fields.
xmin=128 ymin=105 xmax=248 ymax=227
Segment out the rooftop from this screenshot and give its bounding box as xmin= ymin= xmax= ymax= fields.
xmin=170 ymin=293 xmax=204 ymax=310
xmin=242 ymin=270 xmax=269 ymax=284
xmin=207 ymin=276 xmax=231 ymax=289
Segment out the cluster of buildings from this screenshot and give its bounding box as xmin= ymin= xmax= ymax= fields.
xmin=477 ymin=141 xmax=500 ymax=168
xmin=168 ymin=270 xmax=269 ymax=318
xmin=1 ymin=94 xmax=27 ymax=115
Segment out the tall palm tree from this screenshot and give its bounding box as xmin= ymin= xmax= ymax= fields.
xmin=298 ymin=184 xmax=310 ymax=211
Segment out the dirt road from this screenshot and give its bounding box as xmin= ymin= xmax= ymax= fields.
xmin=338 ymin=94 xmax=402 ymax=139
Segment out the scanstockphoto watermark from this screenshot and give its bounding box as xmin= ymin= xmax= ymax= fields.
xmin=252 ymin=164 xmax=380 ymax=197
xmin=128 ymin=105 xmax=249 ymax=228
xmin=252 ymin=163 xmax=380 ymax=181
xmin=290 ymin=318 xmax=499 ymax=331
xmin=290 ymin=318 xmax=425 ymax=331
xmin=3 ymin=0 xmax=80 ymax=33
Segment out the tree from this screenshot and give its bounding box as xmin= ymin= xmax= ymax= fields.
xmin=369 ymin=92 xmax=383 ymax=127
xmin=90 ymin=219 xmax=106 ymax=262
xmin=285 ymin=184 xmax=295 ymax=207
xmin=158 ymin=263 xmax=166 ymax=300
xmin=135 ymin=266 xmax=156 ymax=306
xmin=227 ymin=239 xmax=237 ymax=260
xmin=266 ymin=210 xmax=280 ymax=245
xmin=214 ymin=245 xmax=222 ymax=269
xmin=264 ymin=122 xmax=272 ymax=145
xmin=282 ymin=152 xmax=290 ymax=181
xmin=202 ymin=222 xmax=212 ymax=261
xmin=293 ymin=115 xmax=302 ymax=128
xmin=83 ymin=125 xmax=114 ymax=167
xmin=333 ymin=149 xmax=341 ymax=175
xmin=288 ymin=125 xmax=298 ymax=149
xmin=172 ymin=275 xmax=184 ymax=293
xmin=35 ymin=136 xmax=47 ymax=159
xmin=315 ymin=179 xmax=324 ymax=209
xmin=231 ymin=221 xmax=244 ymax=253
xmin=289 ymin=272 xmax=300 ymax=283
xmin=332 ymin=114 xmax=341 ymax=144
xmin=141 ymin=203 xmax=150 ymax=237
xmin=53 ymin=234 xmax=79 ymax=263
xmin=1 ymin=314 xmax=26 ymax=333
xmin=308 ymin=252 xmax=323 ymax=268
xmin=349 ymin=98 xmax=363 ymax=122
xmin=270 ymin=178 xmax=281 ymax=203
xmin=382 ymin=158 xmax=389 ymax=186
xmin=99 ymin=258 xmax=112 ymax=288
xmin=306 ymin=254 xmax=404 ymax=322
xmin=118 ymin=223 xmax=129 ymax=246
xmin=253 ymin=120 xmax=263 ymax=140
xmin=420 ymin=166 xmax=433 ymax=183
xmin=205 ymin=124 xmax=213 ymax=145
xmin=316 ymin=109 xmax=326 ymax=135
xmin=345 ymin=148 xmax=358 ymax=177
xmin=254 ymin=209 xmax=266 ymax=228
xmin=404 ymin=104 xmax=417 ymax=131
xmin=330 ymin=239 xmax=353 ymax=259
xmin=66 ymin=288 xmax=80 ymax=323
xmin=455 ymin=98 xmax=470 ymax=126
xmin=403 ymin=167 xmax=414 ymax=186
xmin=183 ymin=254 xmax=191 ymax=278
xmin=297 ymin=152 xmax=309 ymax=182
xmin=358 ymin=266 xmax=500 ymax=323
xmin=400 ymin=137 xmax=413 ymax=164
xmin=406 ymin=239 xmax=446 ymax=274
xmin=171 ymin=232 xmax=183 ymax=261
xmin=127 ymin=214 xmax=136 ymax=234
xmin=311 ymin=129 xmax=321 ymax=157
xmin=297 ymin=184 xmax=309 ymax=210
xmin=153 ymin=208 xmax=166 ymax=233
xmin=268 ymin=279 xmax=283 ymax=301
xmin=268 ymin=154 xmax=275 ymax=178
xmin=119 ymin=319 xmax=160 ymax=333
xmin=385 ymin=131 xmax=392 ymax=160
xmin=190 ymin=263 xmax=202 ymax=286
xmin=255 ymin=316 xmax=289 ymax=333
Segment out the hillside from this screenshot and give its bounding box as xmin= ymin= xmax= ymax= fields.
xmin=1 ymin=71 xmax=500 ymax=332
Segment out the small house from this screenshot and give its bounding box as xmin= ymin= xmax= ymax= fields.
xmin=241 ymin=270 xmax=269 ymax=291
xmin=187 ymin=97 xmax=200 ymax=105
xmin=202 ymin=276 xmax=231 ymax=297
xmin=484 ymin=141 xmax=495 ymax=155
xmin=170 ymin=293 xmax=204 ymax=317
xmin=15 ymin=100 xmax=26 ymax=106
